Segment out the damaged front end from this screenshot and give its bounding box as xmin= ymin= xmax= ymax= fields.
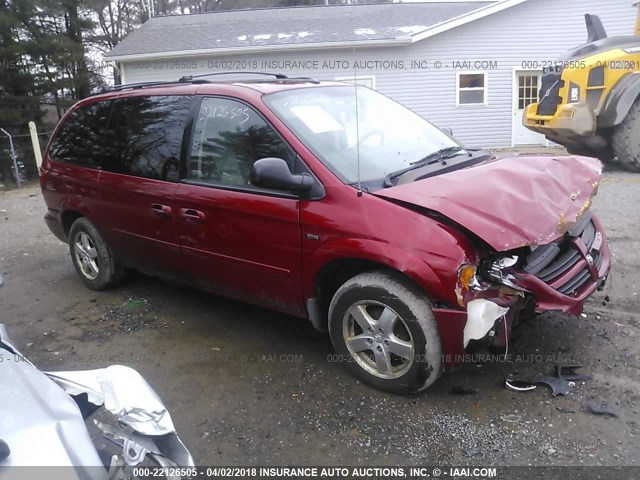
xmin=455 ymin=210 xmax=610 ymax=354
xmin=375 ymin=154 xmax=611 ymax=360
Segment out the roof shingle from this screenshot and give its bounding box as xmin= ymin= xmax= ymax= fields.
xmin=106 ymin=2 xmax=497 ymax=58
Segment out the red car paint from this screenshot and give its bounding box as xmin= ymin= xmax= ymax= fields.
xmin=40 ymin=80 xmax=611 ymax=366
xmin=375 ymin=155 xmax=603 ymax=251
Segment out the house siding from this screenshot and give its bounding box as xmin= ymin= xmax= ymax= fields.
xmin=121 ymin=0 xmax=634 ymax=147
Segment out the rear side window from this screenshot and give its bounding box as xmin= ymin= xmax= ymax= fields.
xmin=103 ymin=95 xmax=192 ymax=182
xmin=48 ymin=101 xmax=113 ymax=167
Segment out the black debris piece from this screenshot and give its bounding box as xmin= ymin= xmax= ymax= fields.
xmin=533 ymin=375 xmax=572 ymax=396
xmin=585 ymin=399 xmax=619 ymax=418
xmin=556 ymin=406 xmax=576 ymax=414
xmin=449 ymin=386 xmax=478 ymax=395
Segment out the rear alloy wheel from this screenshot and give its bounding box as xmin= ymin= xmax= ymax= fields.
xmin=329 ymin=272 xmax=442 ymax=394
xmin=612 ymin=100 xmax=640 ymax=172
xmin=69 ymin=217 xmax=123 ymax=290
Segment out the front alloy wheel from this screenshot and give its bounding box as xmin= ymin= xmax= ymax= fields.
xmin=342 ymin=301 xmax=415 ymax=379
xmin=329 ymin=271 xmax=442 ymax=394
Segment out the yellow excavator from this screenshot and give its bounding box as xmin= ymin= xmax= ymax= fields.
xmin=524 ymin=2 xmax=640 ymax=171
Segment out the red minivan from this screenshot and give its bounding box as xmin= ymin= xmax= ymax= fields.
xmin=41 ymin=74 xmax=610 ymax=394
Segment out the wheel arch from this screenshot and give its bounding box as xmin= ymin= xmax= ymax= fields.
xmin=598 ymin=72 xmax=640 ymax=128
xmin=60 ymin=209 xmax=84 ymax=238
xmin=306 ymin=241 xmax=453 ymax=331
xmin=59 ymin=197 xmax=97 ymax=240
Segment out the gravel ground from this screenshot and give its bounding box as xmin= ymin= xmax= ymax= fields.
xmin=0 ymin=165 xmax=638 ymax=473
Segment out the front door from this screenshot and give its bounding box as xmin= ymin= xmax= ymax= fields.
xmin=512 ymin=70 xmax=546 ymax=146
xmin=175 ymin=97 xmax=304 ymax=315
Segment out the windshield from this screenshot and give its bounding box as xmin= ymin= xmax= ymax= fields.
xmin=264 ymin=85 xmax=461 ymax=184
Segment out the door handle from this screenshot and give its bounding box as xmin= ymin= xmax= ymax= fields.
xmin=180 ymin=208 xmax=205 ymax=223
xmin=151 ymin=203 xmax=172 ymax=216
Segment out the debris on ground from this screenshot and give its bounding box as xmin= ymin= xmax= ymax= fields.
xmin=533 ymin=375 xmax=571 ymax=396
xmin=554 ymin=365 xmax=592 ymax=381
xmin=585 ymin=400 xmax=619 ymax=418
xmin=500 ymin=414 xmax=521 ymax=423
xmin=126 ymin=298 xmax=148 ymax=308
xmin=505 ymin=378 xmax=537 ymax=392
xmin=507 ymin=365 xmax=592 ymax=397
xmin=463 ymin=447 xmax=481 ymax=457
xmin=556 ymin=406 xmax=576 ymax=414
xmin=449 ymin=386 xmax=478 ymax=395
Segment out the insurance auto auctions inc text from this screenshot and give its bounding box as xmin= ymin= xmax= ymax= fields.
xmin=204 ymin=466 xmax=498 ymax=478
xmin=249 ymin=59 xmax=499 ymax=71
xmin=135 ymin=58 xmax=501 ymax=71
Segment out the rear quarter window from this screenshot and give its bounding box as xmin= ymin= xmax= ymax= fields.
xmin=102 ymin=95 xmax=193 ymax=182
xmin=48 ymin=100 xmax=113 ymax=167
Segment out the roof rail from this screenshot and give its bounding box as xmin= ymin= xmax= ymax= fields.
xmin=88 ymin=80 xmax=187 ymax=96
xmin=179 ymin=71 xmax=290 ymax=82
xmin=179 ymin=71 xmax=320 ymax=84
xmin=87 ymin=72 xmax=320 ymax=97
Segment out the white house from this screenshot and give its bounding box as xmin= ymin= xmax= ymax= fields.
xmin=105 ymin=0 xmax=635 ymax=148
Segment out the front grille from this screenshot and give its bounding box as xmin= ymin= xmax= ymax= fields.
xmin=537 ymin=66 xmax=565 ymax=116
xmin=524 ymin=213 xmax=601 ymax=296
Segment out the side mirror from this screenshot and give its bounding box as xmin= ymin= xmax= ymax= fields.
xmin=251 ymin=157 xmax=314 ymax=193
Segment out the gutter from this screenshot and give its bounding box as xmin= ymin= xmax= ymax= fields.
xmin=103 ymin=38 xmax=412 ymax=62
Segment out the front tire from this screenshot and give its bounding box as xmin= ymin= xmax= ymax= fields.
xmin=69 ymin=217 xmax=123 ymax=290
xmin=612 ymin=100 xmax=640 ymax=172
xmin=328 ymin=272 xmax=442 ymax=394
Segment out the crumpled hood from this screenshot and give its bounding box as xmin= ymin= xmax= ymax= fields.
xmin=375 ymin=155 xmax=603 ymax=251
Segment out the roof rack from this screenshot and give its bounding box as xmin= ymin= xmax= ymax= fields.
xmin=87 ymin=71 xmax=320 ymax=97
xmin=178 ymin=71 xmax=320 ymax=84
xmin=88 ymin=80 xmax=186 ymax=96
xmin=179 ymin=71 xmax=289 ymax=82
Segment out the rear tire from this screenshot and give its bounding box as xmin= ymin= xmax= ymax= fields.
xmin=69 ymin=217 xmax=123 ymax=290
xmin=328 ymin=271 xmax=442 ymax=394
xmin=612 ymin=100 xmax=640 ymax=172
xmin=566 ymin=146 xmax=615 ymax=164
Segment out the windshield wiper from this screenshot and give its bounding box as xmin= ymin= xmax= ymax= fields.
xmin=384 ymin=146 xmax=465 ymax=187
xmin=410 ymin=146 xmax=464 ymax=166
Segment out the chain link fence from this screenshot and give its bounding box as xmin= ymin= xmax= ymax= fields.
xmin=0 ymin=130 xmax=51 ymax=188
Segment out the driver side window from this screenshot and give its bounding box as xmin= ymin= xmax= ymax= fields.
xmin=188 ymin=98 xmax=294 ymax=188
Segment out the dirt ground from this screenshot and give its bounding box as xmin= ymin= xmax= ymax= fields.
xmin=0 ymin=165 xmax=639 ymax=471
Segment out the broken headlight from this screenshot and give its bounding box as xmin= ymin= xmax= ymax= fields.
xmin=479 ymin=254 xmax=523 ymax=289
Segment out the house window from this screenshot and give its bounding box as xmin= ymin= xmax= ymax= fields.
xmin=518 ymin=74 xmax=540 ymax=110
xmin=456 ymin=72 xmax=487 ymax=106
xmin=335 ymin=75 xmax=375 ymax=89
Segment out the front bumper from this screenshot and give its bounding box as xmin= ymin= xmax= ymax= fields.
xmin=515 ymin=214 xmax=610 ymax=315
xmin=523 ymin=102 xmax=600 ymax=147
xmin=435 ymin=214 xmax=611 ymax=364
